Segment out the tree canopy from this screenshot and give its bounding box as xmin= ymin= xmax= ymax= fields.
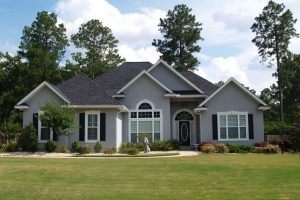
xmin=251 ymin=0 xmax=299 ymax=120
xmin=152 ymin=4 xmax=203 ymax=71
xmin=70 ymin=19 xmax=125 ymax=78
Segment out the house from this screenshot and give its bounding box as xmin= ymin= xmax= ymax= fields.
xmin=15 ymin=60 xmax=270 ymax=149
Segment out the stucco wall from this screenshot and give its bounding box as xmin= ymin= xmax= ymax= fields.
xmin=200 ymin=82 xmax=264 ymax=144
xmin=119 ymin=74 xmax=171 ymax=141
xmin=149 ymin=63 xmax=194 ymax=91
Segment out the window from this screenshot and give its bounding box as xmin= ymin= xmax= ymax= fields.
xmin=218 ymin=112 xmax=248 ymax=141
xmin=85 ymin=112 xmax=100 ymax=142
xmin=129 ymin=100 xmax=162 ymax=143
xmin=38 ymin=111 xmax=53 ymax=142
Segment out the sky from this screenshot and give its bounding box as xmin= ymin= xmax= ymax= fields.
xmin=0 ymin=0 xmax=300 ymax=93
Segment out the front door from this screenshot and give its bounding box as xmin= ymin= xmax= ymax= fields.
xmin=179 ymin=121 xmax=190 ymax=146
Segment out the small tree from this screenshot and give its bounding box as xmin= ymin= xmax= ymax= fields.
xmin=0 ymin=112 xmax=22 ymax=144
xmin=40 ymin=102 xmax=75 ymax=143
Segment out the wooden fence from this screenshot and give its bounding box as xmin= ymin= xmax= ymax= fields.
xmin=264 ymin=134 xmax=288 ymax=142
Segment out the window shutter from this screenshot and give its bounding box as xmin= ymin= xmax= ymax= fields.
xmin=100 ymin=113 xmax=106 ymax=141
xmin=212 ymin=114 xmax=218 ymax=140
xmin=33 ymin=113 xmax=38 ymax=137
xmin=79 ymin=113 xmax=85 ymax=141
xmin=248 ymin=114 xmax=254 ymax=139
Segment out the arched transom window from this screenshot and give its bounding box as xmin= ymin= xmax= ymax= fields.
xmin=175 ymin=111 xmax=194 ymax=121
xmin=130 ymin=100 xmax=162 ymax=143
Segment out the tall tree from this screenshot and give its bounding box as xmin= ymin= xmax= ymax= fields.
xmin=19 ymin=11 xmax=68 ymax=85
xmin=251 ymin=1 xmax=299 ymax=121
xmin=71 ymin=19 xmax=125 ymax=78
xmin=152 ymin=4 xmax=203 ymax=71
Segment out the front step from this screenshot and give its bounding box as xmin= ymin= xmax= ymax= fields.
xmin=179 ymin=146 xmax=193 ymax=150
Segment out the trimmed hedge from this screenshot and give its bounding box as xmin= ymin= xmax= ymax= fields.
xmin=254 ymin=144 xmax=281 ymax=154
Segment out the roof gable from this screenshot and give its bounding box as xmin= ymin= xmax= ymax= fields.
xmin=147 ymin=60 xmax=204 ymax=94
xmin=199 ymin=77 xmax=267 ymax=107
xmin=116 ymin=70 xmax=173 ymax=94
xmin=16 ymin=81 xmax=71 ymax=106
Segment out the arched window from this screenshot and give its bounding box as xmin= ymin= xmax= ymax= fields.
xmin=130 ymin=100 xmax=162 ymax=143
xmin=175 ymin=111 xmax=194 ymax=121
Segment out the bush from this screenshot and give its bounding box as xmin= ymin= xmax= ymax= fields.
xmin=71 ymin=141 xmax=81 ymax=153
xmin=126 ymin=148 xmax=140 ymax=155
xmin=94 ymin=141 xmax=102 ymax=153
xmin=77 ymin=146 xmax=92 ymax=154
xmin=254 ymin=144 xmax=281 ymax=154
xmin=56 ymin=145 xmax=70 ymax=153
xmin=286 ymin=128 xmax=300 ymax=152
xmin=45 ymin=140 xmax=57 ymax=152
xmin=200 ymin=143 xmax=215 ymax=153
xmin=149 ymin=140 xmax=180 ymax=151
xmin=17 ymin=124 xmax=38 ymax=152
xmin=215 ymin=144 xmax=229 ymax=153
xmin=253 ymin=142 xmax=268 ymax=147
xmin=225 ymin=143 xmax=253 ymax=153
xmin=264 ymin=121 xmax=294 ymax=135
xmin=197 ymin=142 xmax=211 ymax=151
xmin=119 ymin=143 xmax=144 ymax=154
xmin=4 ymin=142 xmax=19 ymax=152
xmin=103 ymin=147 xmax=117 ymax=154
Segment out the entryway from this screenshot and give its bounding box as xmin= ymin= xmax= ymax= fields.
xmin=173 ymin=110 xmax=195 ymax=147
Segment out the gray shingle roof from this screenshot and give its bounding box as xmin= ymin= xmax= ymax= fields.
xmin=54 ymin=62 xmax=219 ymax=105
xmin=93 ymin=62 xmax=153 ymax=96
xmin=179 ymin=71 xmax=219 ymax=96
xmin=56 ymin=74 xmax=120 ymax=105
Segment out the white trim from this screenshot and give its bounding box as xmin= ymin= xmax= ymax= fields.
xmin=85 ymin=111 xmax=100 ymax=143
xmin=38 ymin=111 xmax=53 ymax=143
xmin=16 ymin=81 xmax=70 ymax=105
xmin=258 ymin=106 xmax=270 ymax=111
xmin=116 ymin=70 xmax=173 ymax=94
xmin=14 ymin=105 xmax=29 ymax=110
xmin=147 ymin=59 xmax=204 ymax=94
xmin=217 ymin=111 xmax=249 ymax=141
xmin=199 ymin=77 xmax=268 ymax=107
xmin=113 ymin=94 xmax=126 ymax=98
xmin=172 ymin=109 xmax=196 ymax=146
xmin=194 ymin=107 xmax=208 ymax=113
xmin=64 ymin=105 xmax=129 ymax=112
xmin=164 ymin=94 xmax=207 ymax=98
xmin=129 ymin=99 xmax=163 ymax=143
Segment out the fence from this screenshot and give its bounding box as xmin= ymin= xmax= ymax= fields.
xmin=264 ymin=134 xmax=288 ymax=142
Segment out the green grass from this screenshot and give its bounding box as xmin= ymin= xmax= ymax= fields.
xmin=0 ymin=154 xmax=299 ymax=200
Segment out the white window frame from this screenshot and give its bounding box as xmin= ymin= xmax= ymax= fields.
xmin=217 ymin=111 xmax=249 ymax=141
xmin=129 ymin=99 xmax=163 ymax=143
xmin=85 ymin=111 xmax=100 ymax=143
xmin=38 ymin=111 xmax=53 ymax=143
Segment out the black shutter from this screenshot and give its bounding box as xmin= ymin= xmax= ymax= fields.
xmin=248 ymin=114 xmax=254 ymax=139
xmin=100 ymin=113 xmax=106 ymax=141
xmin=33 ymin=113 xmax=38 ymax=137
xmin=212 ymin=114 xmax=218 ymax=140
xmin=79 ymin=113 xmax=85 ymax=141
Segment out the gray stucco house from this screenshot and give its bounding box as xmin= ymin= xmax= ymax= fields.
xmin=15 ymin=60 xmax=270 ymax=149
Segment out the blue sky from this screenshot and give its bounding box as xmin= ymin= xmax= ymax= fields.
xmin=1 ymin=0 xmax=300 ymax=92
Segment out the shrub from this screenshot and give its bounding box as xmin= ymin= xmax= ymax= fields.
xmin=4 ymin=142 xmax=19 ymax=152
xmin=215 ymin=144 xmax=229 ymax=153
xmin=264 ymin=121 xmax=294 ymax=135
xmin=254 ymin=144 xmax=281 ymax=154
xmin=149 ymin=140 xmax=180 ymax=151
xmin=17 ymin=124 xmax=38 ymax=152
xmin=71 ymin=141 xmax=81 ymax=153
xmin=77 ymin=146 xmax=92 ymax=154
xmin=45 ymin=140 xmax=57 ymax=152
xmin=200 ymin=143 xmax=215 ymax=153
xmin=119 ymin=143 xmax=144 ymax=153
xmin=225 ymin=143 xmax=253 ymax=153
xmin=126 ymin=148 xmax=140 ymax=155
xmin=286 ymin=128 xmax=300 ymax=152
xmin=253 ymin=142 xmax=268 ymax=147
xmin=197 ymin=142 xmax=211 ymax=151
xmin=94 ymin=141 xmax=102 ymax=153
xmin=56 ymin=145 xmax=70 ymax=153
xmin=103 ymin=147 xmax=117 ymax=154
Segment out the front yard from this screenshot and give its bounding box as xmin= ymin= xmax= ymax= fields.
xmin=0 ymin=154 xmax=299 ymax=199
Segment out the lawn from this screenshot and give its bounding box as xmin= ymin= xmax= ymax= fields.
xmin=0 ymin=154 xmax=299 ymax=200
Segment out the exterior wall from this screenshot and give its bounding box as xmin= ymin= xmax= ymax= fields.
xmin=200 ymin=82 xmax=264 ymax=144
xmin=22 ymin=86 xmax=121 ymax=149
xmin=119 ymin=74 xmax=171 ymax=141
xmin=170 ymin=101 xmax=201 ymax=144
xmin=149 ymin=63 xmax=194 ymax=91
